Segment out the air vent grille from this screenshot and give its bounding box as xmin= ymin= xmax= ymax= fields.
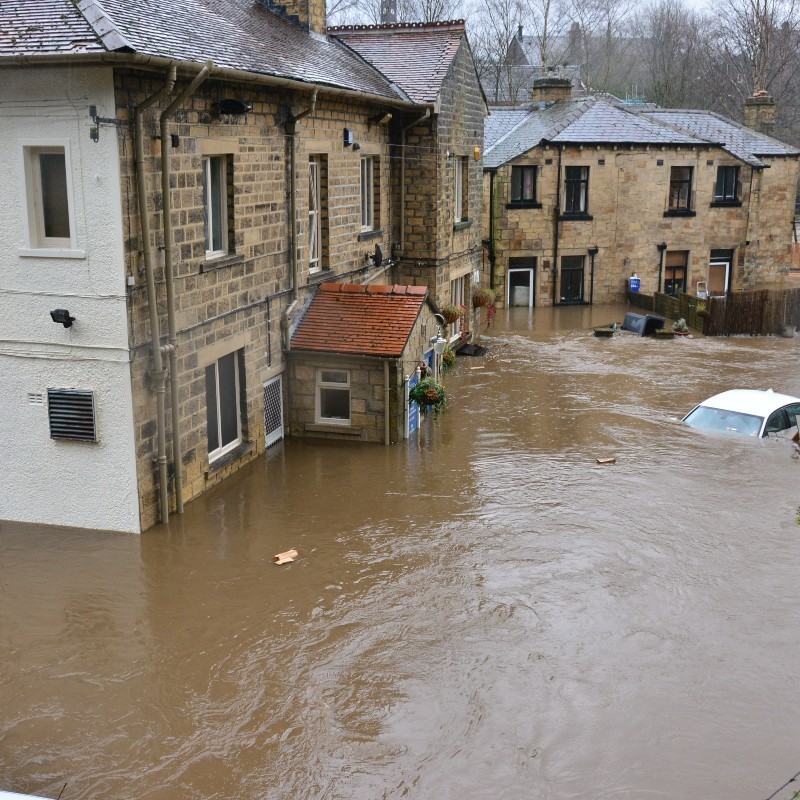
xmin=28 ymin=392 xmax=44 ymax=406
xmin=47 ymin=388 xmax=97 ymax=442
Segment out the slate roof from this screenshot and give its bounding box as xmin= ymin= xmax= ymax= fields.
xmin=483 ymin=96 xmax=800 ymax=168
xmin=0 ymin=0 xmax=404 ymax=100
xmin=0 ymin=0 xmax=105 ymax=55
xmin=291 ymin=283 xmax=429 ymax=358
xmin=329 ymin=21 xmax=465 ymax=104
xmin=641 ymin=109 xmax=800 ymax=167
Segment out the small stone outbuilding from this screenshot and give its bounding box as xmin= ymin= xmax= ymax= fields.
xmin=288 ymin=284 xmax=441 ymax=443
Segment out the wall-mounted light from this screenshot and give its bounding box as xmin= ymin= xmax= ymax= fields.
xmin=432 ymin=335 xmax=447 ymax=356
xmin=343 ymin=128 xmax=355 ymax=147
xmin=352 ymin=142 xmax=362 ymax=151
xmin=474 ymin=146 xmax=481 ymax=161
xmin=370 ymin=111 xmax=392 ymax=126
xmin=50 ymin=309 xmax=75 ymax=328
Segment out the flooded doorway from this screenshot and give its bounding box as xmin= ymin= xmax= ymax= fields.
xmin=508 ymin=257 xmax=536 ymax=307
xmin=559 ymin=254 xmax=584 ymax=303
xmin=709 ymin=249 xmax=733 ymax=295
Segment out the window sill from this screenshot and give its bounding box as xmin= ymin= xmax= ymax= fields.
xmin=206 ymin=440 xmax=254 ymax=474
xmin=710 ymin=200 xmax=743 ymax=208
xmin=663 ymin=209 xmax=697 ymax=217
xmin=506 ymin=201 xmax=542 ymax=209
xmin=358 ymin=228 xmax=383 ymax=241
xmin=558 ymin=213 xmax=593 ymax=221
xmin=201 ymin=253 xmax=244 ymax=272
xmin=18 ymin=247 xmax=86 ymax=259
xmin=453 ymin=219 xmax=473 ymax=231
xmin=307 ymin=268 xmax=332 ymax=285
xmin=306 ymin=422 xmax=362 ymax=435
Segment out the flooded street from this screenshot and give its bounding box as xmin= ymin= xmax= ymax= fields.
xmin=2 ymin=304 xmax=800 ymax=800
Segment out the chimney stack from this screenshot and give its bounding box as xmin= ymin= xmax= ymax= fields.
xmin=531 ymin=77 xmax=572 ymax=104
xmin=744 ymin=91 xmax=775 ymax=135
xmin=380 ymin=0 xmax=397 ymax=23
xmin=265 ymin=0 xmax=326 ymax=35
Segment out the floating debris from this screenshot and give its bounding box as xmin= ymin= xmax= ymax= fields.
xmin=596 ymin=457 xmax=617 ymax=465
xmin=273 ymin=549 xmax=298 ymax=565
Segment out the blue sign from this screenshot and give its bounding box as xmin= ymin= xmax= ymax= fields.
xmin=408 ymin=374 xmax=419 ymax=436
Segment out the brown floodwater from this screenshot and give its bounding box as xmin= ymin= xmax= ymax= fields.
xmin=2 ymin=304 xmax=800 ymax=800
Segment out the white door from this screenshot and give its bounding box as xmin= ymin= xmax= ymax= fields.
xmin=508 ymin=268 xmax=535 ymax=307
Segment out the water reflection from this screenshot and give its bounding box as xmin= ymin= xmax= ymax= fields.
xmin=2 ymin=305 xmax=800 ymax=799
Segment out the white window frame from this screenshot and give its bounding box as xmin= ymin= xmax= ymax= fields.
xmin=309 ymin=156 xmax=322 ymax=273
xmin=19 ymin=140 xmax=83 ymax=258
xmin=202 ymin=155 xmax=228 ymax=259
xmin=315 ymin=368 xmax=351 ymax=425
xmin=454 ymin=156 xmax=464 ymax=222
xmin=360 ymin=156 xmax=375 ymax=232
xmin=449 ymin=275 xmax=466 ymax=340
xmin=206 ymin=351 xmax=243 ymax=462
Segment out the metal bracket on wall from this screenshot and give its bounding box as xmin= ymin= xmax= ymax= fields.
xmin=88 ymin=105 xmax=126 ymax=143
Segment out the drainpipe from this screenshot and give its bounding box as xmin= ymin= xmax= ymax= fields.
xmin=135 ymin=66 xmax=176 ymax=525
xmin=401 ymin=109 xmax=431 ymax=252
xmin=488 ymin=168 xmax=497 ymax=290
xmin=657 ymin=242 xmax=668 ymax=294
xmin=552 ymin=145 xmax=563 ymax=306
xmin=384 ymin=360 xmax=390 ymax=446
xmin=160 ymin=60 xmax=213 ymax=515
xmin=287 ymin=89 xmax=317 ymax=304
xmin=588 ymin=246 xmax=598 ymax=305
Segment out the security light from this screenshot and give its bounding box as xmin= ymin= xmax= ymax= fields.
xmin=50 ymin=309 xmax=75 ymax=328
xmin=370 ymin=111 xmax=392 ymax=125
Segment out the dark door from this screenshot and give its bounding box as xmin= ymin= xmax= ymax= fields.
xmin=560 ymin=256 xmax=584 ymax=303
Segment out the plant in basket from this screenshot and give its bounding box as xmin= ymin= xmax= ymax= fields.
xmin=408 ymin=376 xmax=447 ymax=418
xmin=472 ymin=287 xmax=495 ymax=309
xmin=441 ymin=346 xmax=456 ymax=372
xmin=441 ymin=304 xmax=464 ymax=325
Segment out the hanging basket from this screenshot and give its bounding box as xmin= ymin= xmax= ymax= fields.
xmin=441 ymin=304 xmax=464 ymax=325
xmin=409 ymin=377 xmax=447 ymax=418
xmin=472 ymin=287 xmax=496 ymax=309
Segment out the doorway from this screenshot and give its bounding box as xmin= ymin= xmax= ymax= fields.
xmin=508 ymin=258 xmax=536 ymax=307
xmin=709 ymin=249 xmax=733 ymax=295
xmin=560 ymin=255 xmax=585 ymax=304
xmin=664 ymin=250 xmax=688 ymax=296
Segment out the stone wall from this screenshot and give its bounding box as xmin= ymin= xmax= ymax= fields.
xmin=486 ymin=142 xmax=799 ymax=307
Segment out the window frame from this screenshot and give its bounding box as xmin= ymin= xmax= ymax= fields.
xmin=454 ymin=156 xmax=468 ymax=223
xmin=309 ymin=156 xmax=322 ymax=273
xmin=448 ymin=275 xmax=466 ymax=340
xmin=563 ymin=166 xmax=589 ymax=215
xmin=20 ymin=140 xmax=81 ymax=257
xmin=668 ymin=165 xmax=694 ymax=212
xmin=202 ymin=155 xmax=229 ymax=259
xmin=713 ymin=165 xmax=740 ymax=204
xmin=360 ymin=156 xmax=375 ymax=232
xmin=316 ymin=368 xmax=351 ymax=426
xmin=205 ymin=350 xmax=243 ymax=463
xmin=510 ymin=165 xmax=538 ymax=205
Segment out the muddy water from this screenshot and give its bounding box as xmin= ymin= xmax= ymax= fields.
xmin=2 ymin=304 xmax=800 ymax=800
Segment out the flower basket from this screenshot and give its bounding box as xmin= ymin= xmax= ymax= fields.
xmin=441 ymin=304 xmax=464 ymax=325
xmin=472 ymin=287 xmax=496 ymax=309
xmin=409 ymin=377 xmax=447 ymax=418
xmin=441 ymin=346 xmax=456 ymax=372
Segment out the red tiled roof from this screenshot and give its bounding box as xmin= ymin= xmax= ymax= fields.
xmin=292 ymin=283 xmax=428 ymax=358
xmin=330 ymin=21 xmax=465 ymax=104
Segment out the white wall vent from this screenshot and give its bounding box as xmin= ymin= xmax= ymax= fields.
xmin=47 ymin=388 xmax=97 ymax=442
xmin=28 ymin=392 xmax=44 ymax=406
xmin=263 ymin=376 xmax=284 ymax=448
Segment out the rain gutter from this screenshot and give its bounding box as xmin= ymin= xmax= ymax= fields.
xmin=487 ymin=168 xmax=497 ymax=290
xmin=134 ymin=65 xmax=176 ymax=526
xmin=160 ymin=60 xmax=213 ymax=516
xmin=384 ymin=360 xmax=390 ymax=445
xmin=552 ymin=145 xmax=563 ymax=306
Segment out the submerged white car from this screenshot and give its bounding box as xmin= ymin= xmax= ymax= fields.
xmin=682 ymin=389 xmax=800 ymax=438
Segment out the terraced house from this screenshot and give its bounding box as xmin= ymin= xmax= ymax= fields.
xmin=484 ymin=79 xmax=799 ymax=308
xmin=0 ymin=0 xmax=485 ymax=533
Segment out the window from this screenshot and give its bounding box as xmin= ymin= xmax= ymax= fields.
xmin=205 ymin=350 xmax=243 ymax=461
xmin=668 ymin=166 xmax=693 ymax=211
xmin=714 ymin=166 xmax=740 ymax=203
xmin=449 ymin=275 xmax=465 ymax=339
xmin=22 ymin=144 xmax=76 ymax=251
xmin=664 ymin=251 xmax=688 ymax=296
xmin=316 ymin=369 xmax=350 ymax=425
xmin=309 ymin=156 xmax=328 ymax=273
xmin=360 ymin=156 xmax=376 ymax=231
xmin=454 ymin=156 xmax=468 ymax=222
xmin=510 ymin=165 xmax=537 ymax=204
xmin=564 ymin=166 xmax=589 ymax=214
xmin=202 ymin=155 xmax=228 ymax=257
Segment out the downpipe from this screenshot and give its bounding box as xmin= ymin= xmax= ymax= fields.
xmin=135 ymin=65 xmax=176 ymax=525
xmin=160 ymin=60 xmax=213 ymax=515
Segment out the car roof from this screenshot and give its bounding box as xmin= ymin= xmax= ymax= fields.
xmin=697 ymin=389 xmax=800 ymax=417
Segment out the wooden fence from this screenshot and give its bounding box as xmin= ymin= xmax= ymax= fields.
xmin=625 ymin=288 xmax=800 ymax=336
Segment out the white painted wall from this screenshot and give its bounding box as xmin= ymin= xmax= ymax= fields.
xmin=0 ymin=66 xmax=140 ymax=534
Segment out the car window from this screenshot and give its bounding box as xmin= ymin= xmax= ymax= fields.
xmin=764 ymin=409 xmax=790 ymax=435
xmin=783 ymin=403 xmax=800 ymax=427
xmin=684 ymin=405 xmax=763 ymax=435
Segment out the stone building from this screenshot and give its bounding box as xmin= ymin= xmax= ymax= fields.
xmin=0 ymin=0 xmax=484 ymax=533
xmin=484 ymin=80 xmax=800 ymax=308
